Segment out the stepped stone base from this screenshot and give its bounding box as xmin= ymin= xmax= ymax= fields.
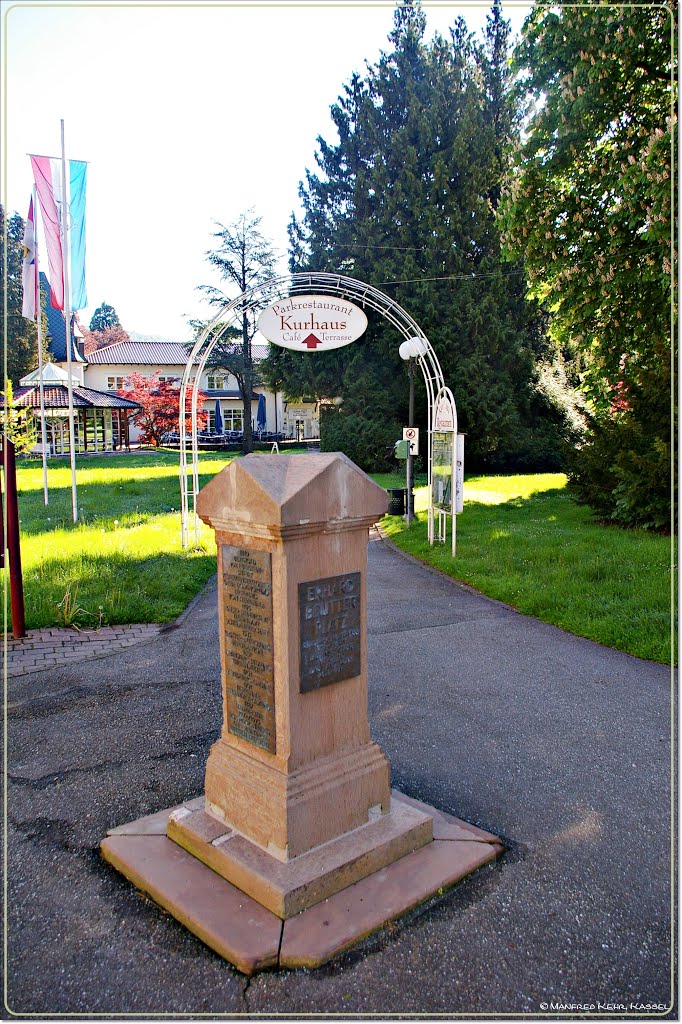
xmin=101 ymin=790 xmax=503 ymax=975
xmin=167 ymin=792 xmax=432 ymax=918
xmin=204 ymin=738 xmax=391 ymax=859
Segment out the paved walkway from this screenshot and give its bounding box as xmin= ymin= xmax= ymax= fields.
xmin=5 ymin=536 xmax=674 ymax=1019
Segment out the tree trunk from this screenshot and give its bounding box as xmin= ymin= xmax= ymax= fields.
xmin=241 ymin=309 xmax=254 ymax=454
xmin=242 ymin=384 xmax=253 ymax=453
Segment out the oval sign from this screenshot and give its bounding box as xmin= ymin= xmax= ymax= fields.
xmin=257 ymin=294 xmax=368 ymax=352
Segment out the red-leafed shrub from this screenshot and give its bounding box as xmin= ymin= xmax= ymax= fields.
xmin=121 ymin=373 xmax=207 ymax=446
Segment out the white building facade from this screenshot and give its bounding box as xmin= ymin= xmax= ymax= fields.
xmin=78 ymin=341 xmax=320 ymax=443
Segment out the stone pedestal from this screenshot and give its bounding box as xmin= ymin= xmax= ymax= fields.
xmin=196 ymin=453 xmax=392 ymax=859
xmin=101 ymin=453 xmax=503 ymax=974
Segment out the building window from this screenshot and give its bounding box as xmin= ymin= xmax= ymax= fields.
xmin=158 ymin=375 xmax=180 ymax=386
xmin=208 ymin=407 xmax=243 ymax=432
xmin=107 ymin=376 xmax=126 ymax=391
xmin=207 ymin=373 xmax=228 ymax=390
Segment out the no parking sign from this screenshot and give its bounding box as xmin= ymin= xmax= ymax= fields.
xmin=402 ymin=427 xmax=419 ymax=455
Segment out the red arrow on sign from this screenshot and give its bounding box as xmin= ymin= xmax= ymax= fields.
xmin=302 ymin=333 xmax=322 ymax=349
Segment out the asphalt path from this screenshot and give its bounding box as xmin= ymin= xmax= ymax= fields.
xmin=5 ymin=536 xmax=675 ymax=1019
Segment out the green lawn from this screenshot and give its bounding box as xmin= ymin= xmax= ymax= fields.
xmin=14 ymin=451 xmax=236 ymax=629
xmin=9 ymin=454 xmax=675 ymax=664
xmin=381 ymin=473 xmax=674 ymax=665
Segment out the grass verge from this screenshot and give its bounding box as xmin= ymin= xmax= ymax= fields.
xmin=381 ymin=473 xmax=674 ymax=665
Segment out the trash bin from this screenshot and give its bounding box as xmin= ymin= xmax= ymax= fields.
xmin=387 ymin=488 xmax=406 ymax=516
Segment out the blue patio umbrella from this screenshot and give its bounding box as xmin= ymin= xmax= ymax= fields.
xmin=214 ymin=401 xmax=223 ymax=434
xmin=256 ymin=393 xmax=266 ymax=430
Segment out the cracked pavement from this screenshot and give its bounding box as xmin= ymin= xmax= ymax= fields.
xmin=4 ymin=537 xmax=675 ymax=1019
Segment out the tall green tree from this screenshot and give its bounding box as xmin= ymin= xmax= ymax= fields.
xmin=500 ymin=3 xmax=675 ymax=527
xmin=89 ymin=302 xmax=121 ymax=332
xmin=264 ymin=0 xmax=579 ymax=472
xmin=194 ymin=209 xmax=277 ymax=453
xmin=1 ymin=206 xmax=48 ymax=385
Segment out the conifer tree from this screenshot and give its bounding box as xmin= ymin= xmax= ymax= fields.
xmin=195 ymin=209 xmax=277 ymax=453
xmin=264 ymin=1 xmax=579 ymax=471
xmin=89 ymin=302 xmax=121 ymax=332
xmin=1 ymin=206 xmax=48 ymax=384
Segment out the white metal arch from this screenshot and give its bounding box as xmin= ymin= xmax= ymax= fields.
xmin=179 ymin=272 xmax=448 ymax=548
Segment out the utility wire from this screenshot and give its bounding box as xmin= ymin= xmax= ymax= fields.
xmin=380 ymin=268 xmax=527 ymax=285
xmin=377 ymin=242 xmax=663 ymax=286
xmin=334 ymin=242 xmax=458 ymax=253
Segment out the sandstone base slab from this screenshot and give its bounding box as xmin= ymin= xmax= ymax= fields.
xmin=100 ymin=790 xmax=503 ymax=975
xmin=167 ymin=792 xmax=433 ymax=918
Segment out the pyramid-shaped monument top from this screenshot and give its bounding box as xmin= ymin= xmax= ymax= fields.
xmin=197 ymin=452 xmax=388 ymax=534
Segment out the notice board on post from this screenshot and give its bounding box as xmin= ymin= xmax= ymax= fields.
xmin=430 ymin=386 xmax=462 ymax=555
xmin=432 ymin=431 xmax=454 ymax=512
xmin=431 ymin=388 xmax=457 ymax=514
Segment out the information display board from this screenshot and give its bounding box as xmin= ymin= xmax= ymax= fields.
xmin=429 ymin=385 xmax=460 ymax=553
xmin=431 ymin=387 xmax=457 ymax=515
xmin=432 ymin=431 xmax=454 ymax=511
xmin=455 ymin=432 xmax=465 ymax=514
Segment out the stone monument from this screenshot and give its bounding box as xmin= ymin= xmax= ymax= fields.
xmin=101 ymin=453 xmax=502 ymax=974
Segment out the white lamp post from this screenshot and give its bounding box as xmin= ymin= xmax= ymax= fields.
xmin=399 ymin=337 xmax=428 ymax=524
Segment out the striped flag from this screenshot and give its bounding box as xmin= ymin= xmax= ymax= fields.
xmin=30 ymin=156 xmax=63 ymax=309
xmin=69 ymin=161 xmax=87 ymax=310
xmin=21 ymin=196 xmax=37 ymax=320
xmin=29 ymin=155 xmax=87 ymax=310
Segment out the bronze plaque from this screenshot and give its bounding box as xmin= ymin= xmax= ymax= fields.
xmin=221 ymin=545 xmax=276 ymax=753
xmin=299 ymin=572 xmax=361 ymax=692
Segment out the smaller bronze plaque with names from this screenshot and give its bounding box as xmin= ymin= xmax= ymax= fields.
xmin=299 ymin=572 xmax=361 ymax=692
xmin=222 ymin=545 xmax=276 ymax=753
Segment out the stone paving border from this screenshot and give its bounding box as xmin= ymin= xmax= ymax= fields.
xmin=4 ymin=624 xmax=163 ymax=677
xmin=1 ymin=524 xmax=483 ymax=681
xmin=3 ymin=575 xmax=218 ymax=678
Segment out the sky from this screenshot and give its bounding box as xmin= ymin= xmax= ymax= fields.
xmin=2 ymin=0 xmax=532 ymax=341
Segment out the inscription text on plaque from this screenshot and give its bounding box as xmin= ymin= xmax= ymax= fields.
xmin=222 ymin=545 xmax=276 ymax=752
xmin=299 ymin=572 xmax=361 ymax=692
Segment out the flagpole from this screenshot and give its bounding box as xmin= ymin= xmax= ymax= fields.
xmin=60 ymin=119 xmax=78 ymax=523
xmin=33 ymin=186 xmax=49 ymax=505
